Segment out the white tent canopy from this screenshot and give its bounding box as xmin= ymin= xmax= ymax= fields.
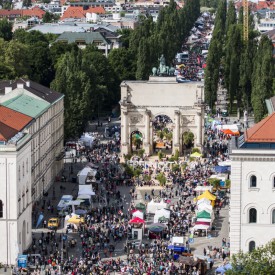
xmin=216 ymin=124 xmax=239 ymax=132
xmin=197 ymin=203 xmax=213 ymax=212
xmin=171 ymin=236 xmax=184 ymax=245
xmin=132 ymin=210 xmax=144 ymax=219
xmin=78 ymin=185 xmax=95 ymax=196
xmin=197 ymin=198 xmax=211 ymax=205
xmin=78 ymin=167 xmax=93 ymax=185
xmin=79 ymin=133 xmax=94 ymax=147
xmin=218 ymin=159 xmax=232 ymax=166
xmin=147 ymin=199 xmax=168 ymax=214
xmin=153 ymin=208 xmax=170 ymax=223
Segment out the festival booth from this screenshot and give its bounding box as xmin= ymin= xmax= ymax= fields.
xmin=197 ymin=203 xmax=213 ymax=212
xmin=129 ymin=217 xmax=145 ymax=240
xmin=132 ymin=210 xmax=144 ymax=220
xmin=147 ymin=199 xmax=168 ymax=214
xmin=197 ymin=191 xmax=216 ymax=207
xmin=147 ymin=223 xmax=167 ymax=239
xmin=78 ymin=185 xmax=95 ymax=196
xmin=78 ymin=167 xmax=94 ymax=185
xmin=79 ymin=133 xmax=94 ymax=147
xmin=153 ymin=208 xmax=170 ymax=223
xmin=167 ymin=236 xmax=188 ymax=259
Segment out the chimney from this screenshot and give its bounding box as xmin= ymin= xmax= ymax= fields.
xmin=5 ymin=87 xmax=12 ymax=94
xmin=26 ymin=81 xmax=30 ymax=87
xmin=17 ymin=83 xmax=24 ymax=89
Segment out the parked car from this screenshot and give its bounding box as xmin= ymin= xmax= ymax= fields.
xmin=48 ymin=217 xmax=60 ymax=230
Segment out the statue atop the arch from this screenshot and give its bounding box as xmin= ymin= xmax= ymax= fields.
xmin=159 ymin=54 xmax=166 ymax=74
xmin=152 ymin=54 xmax=175 ymax=76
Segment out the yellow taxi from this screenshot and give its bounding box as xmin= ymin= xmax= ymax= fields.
xmin=48 ymin=217 xmax=60 ymax=230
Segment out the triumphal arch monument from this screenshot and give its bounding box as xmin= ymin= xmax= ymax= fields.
xmin=120 ymin=76 xmax=205 ymax=156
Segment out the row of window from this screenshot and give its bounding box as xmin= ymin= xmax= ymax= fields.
xmin=249 ymin=175 xmax=275 ymax=188
xmin=248 ymin=208 xmax=275 ymax=223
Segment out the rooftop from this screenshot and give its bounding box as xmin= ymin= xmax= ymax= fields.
xmin=0 ymin=79 xmax=63 ymax=104
xmin=244 ymin=112 xmax=275 ymax=143
xmin=2 ymin=94 xmax=50 ymax=118
xmin=0 ymin=106 xmax=33 ymax=132
xmin=0 ymin=121 xmax=18 ymax=142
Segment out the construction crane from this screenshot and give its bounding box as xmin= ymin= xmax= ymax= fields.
xmin=243 ymin=0 xmax=249 ymax=41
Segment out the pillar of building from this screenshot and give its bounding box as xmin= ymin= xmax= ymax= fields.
xmin=143 ymin=110 xmax=152 ymax=155
xmin=195 ymin=112 xmax=202 ymax=148
xmin=121 ymin=110 xmax=130 ymax=156
xmin=173 ymin=110 xmax=181 ymax=154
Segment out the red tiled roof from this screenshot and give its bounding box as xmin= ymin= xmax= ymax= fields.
xmin=22 ymin=7 xmax=45 ymax=19
xmin=61 ymin=6 xmax=105 ymax=20
xmin=0 ymin=7 xmax=45 ymax=19
xmin=0 ymin=121 xmax=18 ymax=141
xmin=245 ymin=112 xmax=275 ymax=142
xmin=0 ymin=106 xmax=33 ymax=132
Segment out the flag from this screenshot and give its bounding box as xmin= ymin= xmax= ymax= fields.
xmin=36 ymin=213 xmax=44 ymax=229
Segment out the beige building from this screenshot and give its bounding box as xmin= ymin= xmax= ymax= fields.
xmin=120 ymin=77 xmax=204 ymax=156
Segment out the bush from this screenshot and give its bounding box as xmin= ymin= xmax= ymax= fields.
xmin=172 ymin=164 xmax=180 ymax=172
xmin=191 ymin=148 xmax=201 ymax=154
xmin=209 ymin=178 xmax=221 ymax=189
xmin=158 ymin=150 xmax=165 ymax=160
xmin=156 ymin=172 xmax=166 ymax=186
xmin=181 ymin=163 xmax=188 ymax=171
xmin=138 ymin=149 xmax=145 ymax=158
xmin=123 ymin=154 xmax=132 ymax=161
xmin=225 ymin=179 xmax=231 ymax=188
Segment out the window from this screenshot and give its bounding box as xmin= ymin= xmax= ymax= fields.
xmin=250 ymin=175 xmax=257 ymax=188
xmin=0 ymin=200 xmax=3 ymax=218
xmin=273 ymin=177 xmax=275 ymax=188
xmin=272 ymin=209 xmax=275 ymax=224
xmin=249 ymin=208 xmax=257 ymax=223
xmin=249 ymin=241 xmax=255 ymax=252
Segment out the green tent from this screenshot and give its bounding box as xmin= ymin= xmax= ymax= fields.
xmin=135 ymin=202 xmax=146 ymax=210
xmin=196 ymin=210 xmax=211 ymax=219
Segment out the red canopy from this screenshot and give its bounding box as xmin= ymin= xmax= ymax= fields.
xmin=222 ymin=129 xmax=235 ymax=135
xmin=129 ymin=217 xmax=145 ymax=224
xmin=195 ymin=221 xmax=211 ymax=226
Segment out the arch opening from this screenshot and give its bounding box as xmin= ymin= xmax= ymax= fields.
xmin=131 ymin=131 xmax=143 ymax=154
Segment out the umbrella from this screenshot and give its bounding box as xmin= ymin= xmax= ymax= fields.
xmin=222 ymin=129 xmax=235 ymax=135
xmin=190 ymin=152 xmax=202 ymax=158
xmin=129 ymin=217 xmax=145 ymax=224
xmin=147 ymin=223 xmax=166 ymax=232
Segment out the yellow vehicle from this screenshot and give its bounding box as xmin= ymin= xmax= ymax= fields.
xmin=67 ymin=215 xmax=85 ymax=225
xmin=48 ymin=217 xmax=60 ymax=230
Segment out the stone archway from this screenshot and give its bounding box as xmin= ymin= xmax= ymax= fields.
xmin=152 ymin=115 xmax=173 ymax=155
xmin=120 ymin=77 xmax=204 ymax=157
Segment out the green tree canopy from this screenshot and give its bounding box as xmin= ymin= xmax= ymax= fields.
xmin=0 ymin=18 xmax=12 ymax=41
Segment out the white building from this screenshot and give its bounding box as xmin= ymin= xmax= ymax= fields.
xmin=0 ymin=107 xmax=33 ymax=265
xmin=0 ymin=79 xmax=64 ymax=264
xmin=230 ymin=113 xmax=275 ymax=254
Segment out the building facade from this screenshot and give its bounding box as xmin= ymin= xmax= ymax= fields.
xmin=230 ymin=113 xmax=275 ymax=254
xmin=120 ymin=77 xmax=204 ymax=156
xmin=0 ymin=79 xmax=64 ymax=264
xmin=0 ymin=107 xmax=33 ymax=265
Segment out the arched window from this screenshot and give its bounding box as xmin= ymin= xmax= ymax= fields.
xmin=272 ymin=209 xmax=275 ymax=224
xmin=0 ymin=200 xmax=3 ymax=218
xmin=250 ymin=175 xmax=257 ymax=188
xmin=249 ymin=208 xmax=257 ymax=223
xmin=249 ymin=241 xmax=255 ymax=252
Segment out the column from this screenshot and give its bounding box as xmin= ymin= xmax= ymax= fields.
xmin=143 ymin=110 xmax=151 ymax=155
xmin=173 ymin=110 xmax=180 ymax=154
xmin=121 ymin=110 xmax=129 ymax=156
xmin=196 ymin=112 xmax=202 ymax=147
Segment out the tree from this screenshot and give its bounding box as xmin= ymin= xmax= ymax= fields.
xmin=251 ymin=36 xmax=274 ymax=122
xmin=108 ymin=48 xmax=136 ymax=82
xmin=0 ymin=19 xmax=12 ymax=41
xmin=183 ymin=132 xmax=194 ymax=148
xmin=156 ymin=172 xmax=167 ymax=186
xmin=227 ymin=240 xmax=275 ymax=274
xmin=225 ymin=1 xmax=236 ymax=34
